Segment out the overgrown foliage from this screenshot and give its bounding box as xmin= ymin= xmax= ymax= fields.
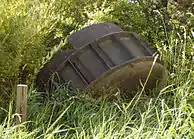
xmin=0 ymin=0 xmax=57 ymax=108
xmin=0 ymin=0 xmax=193 ymax=138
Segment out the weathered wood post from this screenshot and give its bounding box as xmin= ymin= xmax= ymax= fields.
xmin=15 ymin=84 xmax=28 ymax=123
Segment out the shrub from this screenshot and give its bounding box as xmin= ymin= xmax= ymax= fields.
xmin=0 ymin=0 xmax=56 ymax=109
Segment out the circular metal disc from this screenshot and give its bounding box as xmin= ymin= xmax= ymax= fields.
xmin=87 ymin=57 xmax=167 ymax=99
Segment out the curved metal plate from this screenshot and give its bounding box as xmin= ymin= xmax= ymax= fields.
xmin=53 ymin=32 xmax=166 ymax=97
xmin=67 ymin=22 xmax=123 ymax=49
xmin=35 ymin=49 xmax=74 ymax=92
xmin=86 ymin=57 xmax=167 ymax=99
xmin=36 ymin=23 xmax=167 ymax=98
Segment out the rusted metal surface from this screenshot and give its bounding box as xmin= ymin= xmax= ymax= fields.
xmin=36 ymin=50 xmax=74 ymax=92
xmin=67 ymin=22 xmax=123 ymax=49
xmin=55 ymin=32 xmax=156 ymax=88
xmin=36 ymin=22 xmax=167 ymax=98
xmin=87 ymin=57 xmax=167 ymax=98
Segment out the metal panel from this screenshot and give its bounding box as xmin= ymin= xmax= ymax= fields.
xmin=98 ymin=36 xmax=134 ymax=65
xmin=58 ymin=62 xmax=87 ymax=89
xmin=36 ymin=23 xmax=167 ymax=98
xmin=74 ymin=46 xmax=109 ymax=80
xmin=53 ymin=32 xmax=161 ymax=91
xmin=35 ymin=50 xmax=74 ymax=92
xmin=67 ymin=22 xmax=123 ymax=49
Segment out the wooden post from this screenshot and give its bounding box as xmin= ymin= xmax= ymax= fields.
xmin=15 ymin=84 xmax=28 ymax=123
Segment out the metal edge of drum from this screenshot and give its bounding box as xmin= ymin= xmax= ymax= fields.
xmin=85 ymin=56 xmax=168 ymax=98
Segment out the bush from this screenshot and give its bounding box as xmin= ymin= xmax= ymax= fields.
xmin=0 ymin=0 xmax=55 ymax=109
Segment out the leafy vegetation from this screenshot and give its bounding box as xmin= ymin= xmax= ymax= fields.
xmin=0 ymin=0 xmax=193 ymax=138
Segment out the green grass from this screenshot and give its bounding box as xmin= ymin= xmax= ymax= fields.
xmin=0 ymin=0 xmax=194 ymax=138
xmin=1 ymin=78 xmax=194 ymax=138
xmin=1 ymin=40 xmax=193 ymax=138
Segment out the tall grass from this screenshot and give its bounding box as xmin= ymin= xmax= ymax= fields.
xmin=1 ymin=78 xmax=193 ymax=138
xmin=1 ymin=30 xmax=193 ymax=138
